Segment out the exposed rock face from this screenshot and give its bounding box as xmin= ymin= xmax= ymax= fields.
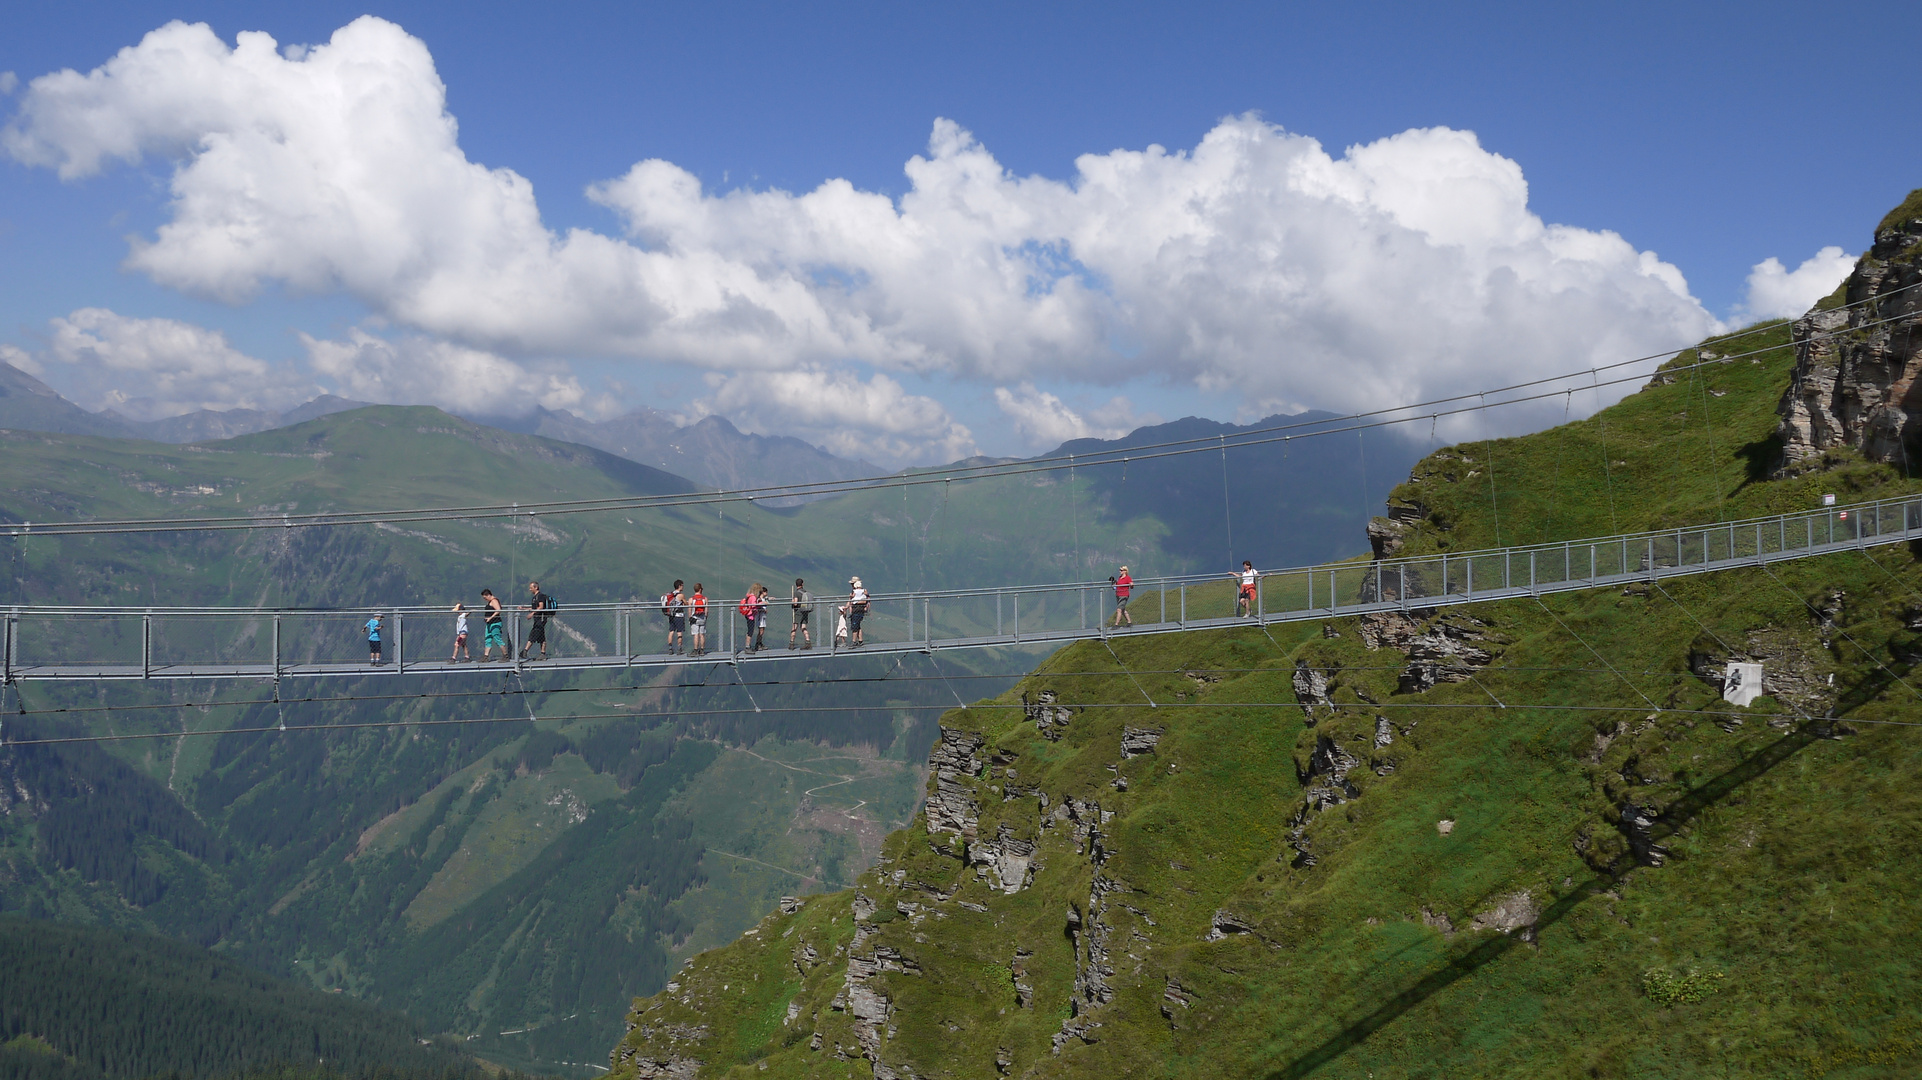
xmin=926 ymin=728 xmax=986 ymax=838
xmin=1398 ymin=614 xmax=1499 ymax=692
xmin=1023 ymin=690 xmax=1076 ymax=740
xmin=1119 ymin=727 xmax=1163 ymax=758
xmin=1291 ymin=661 xmax=1334 ymax=725
xmin=968 ymin=823 xmax=1037 ymax=894
xmin=1777 ymin=192 xmax=1922 ymax=472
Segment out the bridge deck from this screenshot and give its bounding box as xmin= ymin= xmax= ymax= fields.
xmin=4 ymin=495 xmax=1917 ymax=682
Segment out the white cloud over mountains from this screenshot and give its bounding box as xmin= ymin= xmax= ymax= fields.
xmin=39 ymin=308 xmax=315 ymax=421
xmin=1740 ymin=246 xmax=1857 ymax=321
xmin=0 ymin=16 xmax=1859 ymax=459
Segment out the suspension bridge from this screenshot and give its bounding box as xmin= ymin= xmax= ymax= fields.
xmin=3 ymin=494 xmax=1916 ymax=684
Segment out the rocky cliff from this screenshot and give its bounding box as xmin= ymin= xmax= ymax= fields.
xmin=1777 ymin=188 xmax=1922 ymax=473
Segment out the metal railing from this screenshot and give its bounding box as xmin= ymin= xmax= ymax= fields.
xmin=4 ymin=493 xmax=1919 ymax=682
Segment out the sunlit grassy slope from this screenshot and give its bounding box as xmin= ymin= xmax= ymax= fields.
xmin=607 ymin=311 xmax=1922 ymax=1076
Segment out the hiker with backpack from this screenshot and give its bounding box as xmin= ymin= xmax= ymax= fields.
xmin=789 ymin=578 xmax=814 ymax=650
xmin=689 ymin=584 xmax=708 ymax=656
xmin=520 ymin=580 xmax=553 ymax=661
xmin=662 ymin=580 xmax=685 ymax=655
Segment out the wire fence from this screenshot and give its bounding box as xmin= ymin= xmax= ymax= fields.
xmin=6 ymin=493 xmax=1919 ymax=682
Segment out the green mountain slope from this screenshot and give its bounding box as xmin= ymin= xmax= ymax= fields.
xmin=0 ymin=916 xmax=501 ymax=1080
xmin=605 ymin=203 xmax=1922 ymax=1077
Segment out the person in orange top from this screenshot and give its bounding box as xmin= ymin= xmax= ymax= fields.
xmin=1109 ymin=565 xmax=1134 ymax=627
xmin=689 ymin=584 xmax=708 ymax=656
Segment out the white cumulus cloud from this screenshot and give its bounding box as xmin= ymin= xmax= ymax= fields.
xmin=993 ymin=383 xmax=1146 ymax=448
xmin=301 ymin=329 xmax=587 ymax=417
xmin=689 ymin=369 xmax=975 ymax=464
xmin=1740 ymin=246 xmax=1857 ymax=321
xmin=37 ymin=307 xmax=315 ymax=420
xmin=5 ymin=16 xmax=1729 ymax=452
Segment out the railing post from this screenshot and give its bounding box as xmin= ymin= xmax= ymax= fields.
xmin=3 ymin=610 xmax=13 ymax=685
xmin=1328 ymin=570 xmax=1337 ymax=612
xmin=1013 ymin=594 xmax=1020 ymax=641
xmin=1465 ymin=560 xmax=1473 ymax=597
xmin=997 ymin=592 xmax=1003 ymax=636
xmin=1529 ymin=551 xmax=1536 ymax=594
xmin=142 ymin=613 xmax=152 ymax=679
xmin=1178 ymin=585 xmax=1185 ymax=626
xmin=394 ymin=612 xmax=404 ymax=674
xmin=1257 ymin=574 xmax=1265 ymax=619
xmin=273 ymin=615 xmax=282 ymax=677
xmin=1398 ymin=565 xmax=1408 ymax=611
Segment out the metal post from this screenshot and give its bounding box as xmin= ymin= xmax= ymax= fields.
xmin=1080 ymin=586 xmax=1087 ymax=630
xmin=1257 ymin=574 xmax=1265 ymax=618
xmin=1328 ymin=570 xmax=1337 ymax=613
xmin=1178 ymin=585 xmax=1186 ymax=626
xmin=1646 ymin=539 xmax=1655 ymax=580
xmin=997 ymin=592 xmax=1003 ymax=636
xmin=394 ymin=612 xmax=404 ymax=674
xmin=1399 ymin=565 xmax=1407 ymax=611
xmin=1465 ymin=560 xmax=1473 ymax=597
xmin=273 ymin=615 xmax=281 ymax=677
xmin=1439 ymin=554 xmax=1447 ymax=597
xmin=142 ymin=614 xmax=152 ymax=679
xmin=1589 ymin=544 xmax=1596 ymax=581
xmin=1013 ymin=594 xmax=1020 ymax=641
xmin=1529 ymin=551 xmax=1536 ymax=594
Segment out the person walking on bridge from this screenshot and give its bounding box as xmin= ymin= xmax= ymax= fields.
xmin=365 ymin=613 xmax=384 ymax=665
xmin=520 ymin=581 xmax=552 ymax=661
xmin=451 ymin=603 xmax=470 ymax=662
xmin=1234 ymin=560 xmax=1259 ymax=617
xmin=480 ymin=589 xmax=507 ymax=661
xmin=847 ymin=576 xmax=870 ymax=647
xmin=1109 ymin=565 xmax=1133 ymax=627
xmin=789 ymin=578 xmax=814 ymax=650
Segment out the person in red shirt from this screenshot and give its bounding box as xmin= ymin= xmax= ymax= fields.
xmin=689 ymin=584 xmax=708 ymax=656
xmin=1109 ymin=565 xmax=1134 ymax=627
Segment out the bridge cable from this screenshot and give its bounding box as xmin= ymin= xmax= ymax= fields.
xmin=1591 ymin=372 xmax=1621 ymax=534
xmin=14 ymin=306 xmax=1909 ymax=542
xmin=0 ymin=664 xmax=1743 ymax=722
xmin=1218 ymin=436 xmax=1234 ymax=566
xmin=0 ymin=329 xmax=1854 ymax=543
xmin=1533 ymin=596 xmax=1661 ymax=713
xmin=1483 ymin=395 xmax=1502 ymax=546
xmin=1100 ymin=640 xmax=1157 ymax=709
xmin=1758 ymin=562 xmax=1922 ymax=704
xmin=924 ymin=652 xmax=969 ymax=711
xmin=15 ymin=697 xmax=1922 ymax=748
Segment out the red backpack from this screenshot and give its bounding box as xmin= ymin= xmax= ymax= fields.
xmin=739 ymin=594 xmax=756 ymax=619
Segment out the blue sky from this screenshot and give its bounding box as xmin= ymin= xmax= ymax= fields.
xmin=1 ymin=1 xmax=1916 ymax=461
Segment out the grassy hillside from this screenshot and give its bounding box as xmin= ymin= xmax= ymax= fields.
xmin=604 ymin=311 xmax=1922 ymax=1071
xmin=0 ymin=916 xmax=502 ymax=1080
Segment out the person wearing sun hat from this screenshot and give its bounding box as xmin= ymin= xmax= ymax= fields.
xmin=847 ymin=575 xmax=870 ymax=647
xmin=1109 ymin=564 xmax=1134 ymax=627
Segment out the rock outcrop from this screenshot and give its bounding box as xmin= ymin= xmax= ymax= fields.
xmin=1777 ymin=189 xmax=1922 ymax=473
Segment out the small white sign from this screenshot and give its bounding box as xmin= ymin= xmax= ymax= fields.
xmin=1822 ymin=493 xmax=1836 ymax=506
xmin=1723 ymin=661 xmax=1764 ymax=707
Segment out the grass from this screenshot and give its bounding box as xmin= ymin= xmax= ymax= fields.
xmin=605 ymin=296 xmax=1922 ymax=1077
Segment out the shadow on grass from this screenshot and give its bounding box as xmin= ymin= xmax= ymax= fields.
xmin=1264 ymin=719 xmax=1826 ymax=1080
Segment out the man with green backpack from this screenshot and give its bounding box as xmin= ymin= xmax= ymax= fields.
xmin=789 ymin=578 xmax=815 ymax=650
